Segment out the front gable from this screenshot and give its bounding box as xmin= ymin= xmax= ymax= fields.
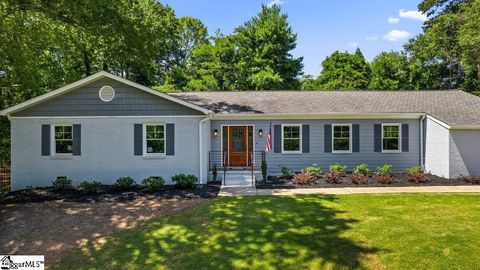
xmin=3 ymin=72 xmax=209 ymax=117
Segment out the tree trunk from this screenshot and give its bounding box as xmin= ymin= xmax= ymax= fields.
xmin=83 ymin=50 xmax=91 ymax=76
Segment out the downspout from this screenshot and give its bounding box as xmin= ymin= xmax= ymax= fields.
xmin=198 ymin=114 xmax=212 ymax=184
xmin=420 ymin=114 xmax=426 ymax=170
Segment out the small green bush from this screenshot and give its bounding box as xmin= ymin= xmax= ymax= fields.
xmin=0 ymin=190 xmax=7 ymax=201
xmin=376 ymin=164 xmax=392 ymax=175
xmin=329 ymin=163 xmax=347 ymax=176
xmin=52 ymin=177 xmax=73 ymax=190
xmin=262 ymin=160 xmax=267 ymax=181
xmin=114 ymin=177 xmax=135 ymax=190
xmin=212 ymin=164 xmax=218 ymax=181
xmin=79 ymin=181 xmax=102 ymax=193
xmin=142 ymin=177 xmax=165 ymax=191
xmin=303 ymin=164 xmax=321 ymax=178
xmin=281 ymin=166 xmax=293 ymax=177
xmin=172 ymin=174 xmax=198 ymax=188
xmin=406 ymin=165 xmax=423 ymax=174
xmin=353 ymin=164 xmax=370 ymax=175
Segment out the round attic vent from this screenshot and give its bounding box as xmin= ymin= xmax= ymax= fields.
xmin=99 ymin=86 xmax=115 ymax=102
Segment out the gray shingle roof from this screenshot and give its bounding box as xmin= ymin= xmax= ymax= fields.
xmin=169 ymin=90 xmax=480 ymax=126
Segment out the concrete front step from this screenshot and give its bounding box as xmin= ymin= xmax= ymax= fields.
xmin=220 ymin=171 xmax=261 ymax=187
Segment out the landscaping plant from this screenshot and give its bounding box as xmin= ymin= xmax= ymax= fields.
xmin=261 ymin=160 xmax=267 ymax=181
xmin=324 ymin=172 xmax=342 ymax=184
xmin=114 ymin=177 xmax=136 ymax=190
xmin=79 ymin=181 xmax=102 ymax=193
xmin=351 ymin=163 xmax=370 ymax=184
xmin=458 ymin=175 xmax=480 ymax=184
xmin=142 ymin=177 xmax=165 ymax=191
xmin=329 ymin=163 xmax=347 ymax=176
xmin=406 ymin=166 xmax=429 ymax=183
xmin=375 ymin=164 xmax=395 ymax=184
xmin=52 ymin=177 xmax=73 ymax=190
xmin=172 ymin=174 xmax=198 ymax=188
xmin=292 ymin=172 xmax=315 ymax=185
xmin=302 ymin=164 xmax=321 ymax=178
xmin=212 ymin=164 xmax=218 ymax=181
xmin=281 ymin=166 xmax=293 ymax=178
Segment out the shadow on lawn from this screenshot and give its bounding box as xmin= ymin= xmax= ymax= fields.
xmin=57 ymin=195 xmax=381 ymax=269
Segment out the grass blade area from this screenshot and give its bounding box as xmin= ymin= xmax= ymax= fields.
xmin=55 ymin=194 xmax=480 ymax=270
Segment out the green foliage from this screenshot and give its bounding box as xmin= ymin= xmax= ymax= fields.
xmin=376 ymin=164 xmax=393 ymax=175
xmin=281 ymin=166 xmax=292 ymax=177
xmin=369 ymin=52 xmax=411 ymax=90
xmin=114 ymin=177 xmax=136 ymax=190
xmin=406 ymin=166 xmax=423 ymax=174
xmin=212 ymin=164 xmax=218 ymax=181
xmin=317 ymin=50 xmax=371 ymax=90
xmin=172 ymin=174 xmax=198 ymax=188
xmin=302 ymin=164 xmax=321 ymax=178
xmin=262 ymin=160 xmax=268 ymax=181
xmin=52 ymin=177 xmax=73 ymax=190
xmin=142 ymin=177 xmax=165 ymax=191
xmin=329 ymin=163 xmax=347 ymax=175
xmin=79 ymin=181 xmax=102 ymax=193
xmin=353 ymin=164 xmax=370 ymax=175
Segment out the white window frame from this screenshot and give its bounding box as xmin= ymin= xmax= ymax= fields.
xmin=281 ymin=124 xmax=302 ymax=154
xmin=332 ymin=123 xmax=352 ymax=154
xmin=382 ymin=123 xmax=402 ymax=153
xmin=52 ymin=124 xmax=74 ymax=156
xmin=143 ymin=123 xmax=166 ymax=157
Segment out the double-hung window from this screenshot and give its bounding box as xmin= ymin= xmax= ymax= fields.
xmin=282 ymin=124 xmax=302 ymax=153
xmin=332 ymin=124 xmax=351 ymax=153
xmin=382 ymin=124 xmax=400 ymax=152
xmin=54 ymin=125 xmax=73 ymax=154
xmin=144 ymin=123 xmax=165 ymax=155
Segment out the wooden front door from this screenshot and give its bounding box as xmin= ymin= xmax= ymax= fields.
xmin=228 ymin=126 xmax=248 ymax=166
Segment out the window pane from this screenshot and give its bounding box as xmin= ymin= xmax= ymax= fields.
xmin=147 ymin=140 xmax=165 ymax=153
xmin=284 ymin=139 xmax=300 ymax=151
xmin=383 ymin=138 xmax=399 ymax=150
xmin=334 ymin=139 xmax=350 ymax=151
xmin=384 ymin=125 xmax=399 ymax=138
xmin=56 ymin=140 xmax=73 ymax=154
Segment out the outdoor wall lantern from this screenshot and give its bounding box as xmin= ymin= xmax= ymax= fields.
xmin=258 ymin=129 xmax=263 ymax=137
xmin=213 ymin=129 xmax=219 ymax=137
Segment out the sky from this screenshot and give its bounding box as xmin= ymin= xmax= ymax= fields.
xmin=161 ymin=0 xmax=427 ymax=76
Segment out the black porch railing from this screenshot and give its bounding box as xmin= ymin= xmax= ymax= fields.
xmin=209 ymin=151 xmax=265 ymax=186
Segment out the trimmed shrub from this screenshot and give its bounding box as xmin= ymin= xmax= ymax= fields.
xmin=79 ymin=181 xmax=102 ymax=193
xmin=353 ymin=164 xmax=370 ymax=175
xmin=114 ymin=177 xmax=136 ymax=190
xmin=329 ymin=163 xmax=347 ymax=176
xmin=52 ymin=177 xmax=73 ymax=190
xmin=212 ymin=164 xmax=218 ymax=182
xmin=172 ymin=174 xmax=198 ymax=188
xmin=262 ymin=160 xmax=267 ymax=181
xmin=351 ymin=174 xmax=369 ymax=184
xmin=281 ymin=166 xmax=293 ymax=178
xmin=292 ymin=172 xmax=315 ymax=185
xmin=303 ymin=164 xmax=321 ymax=178
xmin=406 ymin=166 xmax=429 ymax=183
xmin=458 ymin=175 xmax=480 ymax=184
xmin=324 ymin=172 xmax=342 ymax=184
xmin=142 ymin=177 xmax=165 ymax=191
xmin=375 ymin=164 xmax=395 ymax=184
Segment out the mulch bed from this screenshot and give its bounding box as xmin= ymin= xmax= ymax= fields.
xmin=1 ymin=182 xmax=221 ymax=204
xmin=257 ymin=174 xmax=477 ymax=189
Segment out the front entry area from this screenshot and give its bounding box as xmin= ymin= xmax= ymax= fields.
xmin=223 ymin=125 xmax=253 ymax=167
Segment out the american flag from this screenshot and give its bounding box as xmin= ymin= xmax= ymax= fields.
xmin=264 ymin=124 xmax=272 ymax=152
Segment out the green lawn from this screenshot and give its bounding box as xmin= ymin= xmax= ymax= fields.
xmin=55 ymin=194 xmax=480 ymax=270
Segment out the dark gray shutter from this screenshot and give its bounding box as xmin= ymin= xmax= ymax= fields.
xmin=134 ymin=124 xmax=143 ymax=156
xmin=374 ymin=124 xmax=382 ymax=152
xmin=73 ymin=124 xmax=81 ymax=156
xmin=166 ymin=123 xmax=175 ymax=156
xmin=302 ymin=124 xmax=310 ymax=153
xmin=402 ymin=124 xmax=409 ymax=152
xmin=41 ymin=124 xmax=50 ymax=156
xmin=324 ymin=124 xmax=332 ymax=153
xmin=352 ymin=124 xmax=360 ymax=152
xmin=274 ymin=125 xmax=281 ymax=153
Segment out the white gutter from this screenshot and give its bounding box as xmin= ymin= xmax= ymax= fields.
xmin=420 ymin=114 xmax=426 ymax=170
xmin=198 ymin=114 xmax=212 ymax=184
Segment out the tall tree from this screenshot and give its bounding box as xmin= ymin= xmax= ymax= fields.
xmin=233 ymin=5 xmax=303 ymax=90
xmin=369 ymin=52 xmax=411 ymax=90
xmin=316 ymin=51 xmax=371 ymax=90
